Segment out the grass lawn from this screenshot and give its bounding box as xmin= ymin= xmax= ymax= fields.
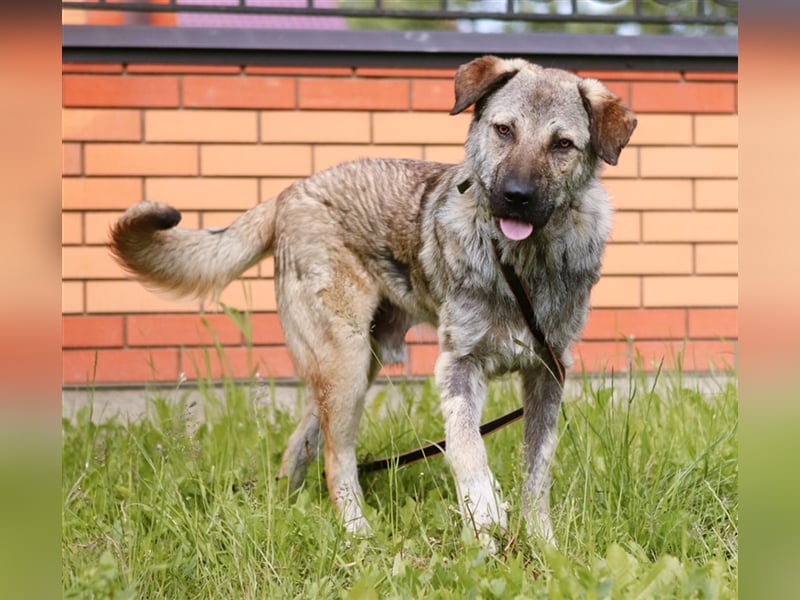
xmin=62 ymin=368 xmax=737 ymax=598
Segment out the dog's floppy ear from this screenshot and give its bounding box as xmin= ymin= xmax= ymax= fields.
xmin=578 ymin=78 xmax=637 ymax=166
xmin=450 ymin=55 xmax=520 ymax=116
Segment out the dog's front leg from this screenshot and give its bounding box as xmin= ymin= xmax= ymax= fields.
xmin=435 ymin=352 xmax=507 ymax=537
xmin=520 ymin=363 xmax=563 ymax=545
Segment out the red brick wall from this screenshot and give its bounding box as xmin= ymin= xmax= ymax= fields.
xmin=61 ymin=63 xmax=738 ymax=385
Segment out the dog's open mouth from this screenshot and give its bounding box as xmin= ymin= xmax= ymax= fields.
xmin=498 ymin=218 xmax=534 ymax=241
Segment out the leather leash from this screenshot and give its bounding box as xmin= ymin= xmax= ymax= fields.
xmin=356 ymin=206 xmax=565 ymax=473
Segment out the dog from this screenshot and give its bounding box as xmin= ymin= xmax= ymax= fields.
xmin=110 ymin=56 xmax=636 ymax=544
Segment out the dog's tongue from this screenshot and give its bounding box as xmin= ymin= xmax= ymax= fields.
xmin=499 ymin=218 xmax=534 ymax=241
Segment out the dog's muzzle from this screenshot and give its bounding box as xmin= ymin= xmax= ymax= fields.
xmin=491 ymin=178 xmax=555 ymax=240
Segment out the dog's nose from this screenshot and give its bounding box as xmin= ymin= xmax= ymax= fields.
xmin=503 ymin=180 xmax=537 ymax=207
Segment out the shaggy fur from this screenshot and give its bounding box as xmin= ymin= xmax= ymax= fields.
xmin=110 ymin=56 xmax=636 ymax=544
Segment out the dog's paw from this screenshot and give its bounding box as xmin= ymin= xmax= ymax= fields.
xmin=343 ymin=514 xmax=373 ymax=538
xmin=460 ymin=482 xmax=509 ymax=537
xmin=525 ymin=513 xmax=556 ymax=548
xmin=477 ymin=530 xmax=500 ymax=555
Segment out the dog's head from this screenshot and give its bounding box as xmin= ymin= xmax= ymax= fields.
xmin=451 ymin=55 xmax=637 ymax=241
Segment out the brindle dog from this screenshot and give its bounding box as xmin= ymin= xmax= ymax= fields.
xmin=110 ymin=55 xmax=636 ymax=544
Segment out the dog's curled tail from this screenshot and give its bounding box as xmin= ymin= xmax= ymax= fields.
xmin=110 ymin=199 xmax=277 ymax=301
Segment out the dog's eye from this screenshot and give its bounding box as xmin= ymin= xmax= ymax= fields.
xmin=556 ymin=138 xmax=573 ymax=149
xmin=494 ymin=124 xmax=512 ymax=138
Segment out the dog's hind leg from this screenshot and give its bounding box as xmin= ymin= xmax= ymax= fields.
xmin=520 ymin=362 xmax=563 ymax=545
xmin=278 ymin=346 xmax=390 ymax=506
xmin=309 ymin=327 xmax=376 ymax=534
xmin=277 ymin=259 xmax=380 ymax=534
xmin=278 ymin=396 xmax=322 ymax=492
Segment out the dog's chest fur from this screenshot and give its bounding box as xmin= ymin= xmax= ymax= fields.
xmin=370 ymin=160 xmax=609 ymax=373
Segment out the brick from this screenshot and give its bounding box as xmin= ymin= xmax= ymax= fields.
xmin=602 ymin=243 xmax=693 ymax=275
xmin=201 ymin=144 xmax=311 ymax=176
xmin=640 ymin=147 xmax=737 ymax=178
xmin=84 ymin=211 xmax=200 ymax=245
xmin=181 ymin=345 xmax=296 ymax=380
xmin=63 ymin=75 xmax=179 ymax=107
xmin=373 ymin=112 xmax=470 ymax=144
xmin=63 ymin=348 xmax=179 ymax=384
xmin=356 ymin=67 xmax=456 ymax=78
xmin=259 ymin=256 xmax=275 ymax=278
xmin=63 ymin=63 xmax=124 ymax=74
xmin=62 ymin=281 xmax=84 ymax=314
xmin=590 ymin=276 xmax=641 ymax=308
xmin=577 ymin=70 xmax=682 ymax=82
xmin=85 ymin=144 xmax=198 ymax=176
xmin=62 ymin=177 xmax=142 ymax=210
xmin=695 ymin=244 xmax=738 ymax=274
xmin=86 ymin=281 xmax=198 ymax=313
xmin=412 ymin=79 xmax=455 ymax=111
xmin=694 ymin=115 xmax=738 ymax=145
xmin=251 ymin=346 xmax=297 ymax=379
xmin=406 ymin=323 xmax=438 ymax=344
xmin=145 ymin=177 xmax=258 ymax=210
xmin=631 ymin=340 xmax=736 ymax=371
xmin=261 ymin=111 xmax=370 ymax=143
xmin=200 ymin=211 xmax=245 ymax=230
xmin=695 ymin=179 xmax=738 ymax=210
xmin=424 ymin=145 xmax=465 ymax=163
xmin=313 ymin=145 xmax=423 ymax=171
xmin=246 ymin=66 xmax=352 ymax=76
xmin=683 ymin=340 xmax=737 ymax=371
xmin=183 ymin=76 xmax=296 ymax=109
xmin=62 ymin=315 xmax=123 ymax=348
xmin=604 ymin=179 xmax=692 ymax=210
xmin=688 ymin=308 xmax=738 ymax=339
xmin=248 ymin=313 xmax=286 ymax=345
xmin=62 ymin=213 xmax=82 ymax=245
xmin=629 ymin=114 xmax=692 ymax=145
xmin=608 ymin=212 xmax=640 ymax=242
xmin=643 ymin=276 xmax=738 ymax=307
xmin=216 ymin=279 xmax=277 ymax=312
xmin=683 ymin=72 xmax=738 ymax=82
xmin=603 ymin=82 xmax=631 ymax=106
xmin=299 ymin=79 xmax=409 ymax=110
xmin=378 ymin=363 xmax=409 ymax=378
xmin=127 ymin=314 xmax=243 ymax=346
xmin=570 ymin=341 xmax=629 ymax=373
xmin=83 ymin=212 xmax=119 ymax=246
xmin=261 ymin=178 xmax=301 ymax=199
xmin=145 ymin=110 xmax=258 ymax=142
xmin=62 ymin=246 xmax=126 ymax=279
xmin=63 ymin=143 xmax=81 ymax=175
xmin=180 ymin=347 xmax=238 ymax=380
xmin=600 ymin=147 xmax=638 ymax=178
xmin=628 ymin=340 xmax=680 ymax=371
xmin=631 ymin=82 xmax=736 ymax=113
xmin=642 ymin=212 xmax=737 ymax=242
xmin=583 ymin=308 xmax=686 ymax=341
xmin=63 ymin=109 xmax=141 ymax=141
xmin=409 ymin=344 xmax=439 ymax=377
xmin=127 ymin=64 xmax=241 ymax=74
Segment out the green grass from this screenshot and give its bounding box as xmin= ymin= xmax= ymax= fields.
xmin=62 ymin=370 xmax=737 ymax=598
